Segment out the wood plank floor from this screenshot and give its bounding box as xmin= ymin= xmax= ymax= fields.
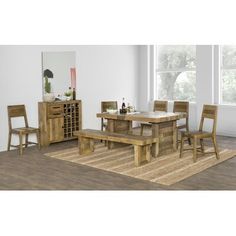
xmin=0 ymin=135 xmax=236 ymax=190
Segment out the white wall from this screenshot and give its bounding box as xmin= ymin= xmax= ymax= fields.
xmin=138 ymin=46 xmax=149 ymax=111
xmin=138 ymin=45 xmax=157 ymax=112
xmin=0 ymin=45 xmax=139 ymax=152
xmin=195 ymin=45 xmax=214 ymax=132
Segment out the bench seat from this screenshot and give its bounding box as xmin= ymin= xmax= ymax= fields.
xmin=74 ymin=129 xmax=158 ymax=166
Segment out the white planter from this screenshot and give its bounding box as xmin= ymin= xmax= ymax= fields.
xmin=43 ymin=93 xmax=55 ymax=102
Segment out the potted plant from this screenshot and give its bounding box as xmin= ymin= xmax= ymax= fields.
xmin=64 ymin=87 xmax=72 ymax=100
xmin=43 ymin=69 xmax=55 ymax=102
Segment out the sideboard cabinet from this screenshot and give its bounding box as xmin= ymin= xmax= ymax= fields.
xmin=38 ymin=100 xmax=82 ymax=147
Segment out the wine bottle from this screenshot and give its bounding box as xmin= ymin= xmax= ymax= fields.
xmin=68 ymin=87 xmax=72 ymax=100
xmin=122 ymin=97 xmax=126 ymax=109
xmin=72 ymin=88 xmax=76 ymax=100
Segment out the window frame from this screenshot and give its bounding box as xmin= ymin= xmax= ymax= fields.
xmin=219 ymin=45 xmax=236 ymax=105
xmin=154 ymin=45 xmax=197 ymax=102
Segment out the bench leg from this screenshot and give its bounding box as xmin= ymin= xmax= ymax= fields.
xmin=79 ymin=137 xmax=94 ymax=155
xmin=151 ymin=124 xmax=160 ymax=157
xmin=134 ymin=145 xmax=151 ymax=167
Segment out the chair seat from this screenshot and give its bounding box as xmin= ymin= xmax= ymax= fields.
xmin=181 ymin=130 xmax=212 ymax=138
xmin=12 ymin=127 xmax=39 ymax=134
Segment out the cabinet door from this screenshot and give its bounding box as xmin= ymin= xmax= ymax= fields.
xmin=48 ymin=117 xmax=64 ymax=142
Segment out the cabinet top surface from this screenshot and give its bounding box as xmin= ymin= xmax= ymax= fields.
xmin=39 ymin=100 xmax=81 ymax=104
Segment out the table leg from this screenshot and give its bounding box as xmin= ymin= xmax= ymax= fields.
xmin=152 ymin=121 xmax=177 ymax=157
xmin=128 ymin=121 xmax=132 ymax=133
xmin=107 ymin=119 xmax=132 ymax=149
xmin=107 ymin=119 xmax=115 ymax=149
xmin=151 ymin=123 xmax=160 ymax=158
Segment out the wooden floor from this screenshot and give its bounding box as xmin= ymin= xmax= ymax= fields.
xmin=0 ymin=135 xmax=236 ymax=190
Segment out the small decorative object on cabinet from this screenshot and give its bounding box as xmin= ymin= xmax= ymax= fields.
xmin=38 ymin=100 xmax=82 ymax=147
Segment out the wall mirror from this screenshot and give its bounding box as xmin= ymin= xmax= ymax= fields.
xmin=42 ymin=51 xmax=76 ymax=101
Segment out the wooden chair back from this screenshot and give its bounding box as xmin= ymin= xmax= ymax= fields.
xmin=153 ymin=100 xmax=168 ymax=112
xmin=101 ymin=101 xmax=118 ymax=131
xmin=101 ymin=101 xmax=118 ymax=112
xmin=7 ymin=105 xmax=29 ymax=130
xmin=173 ymin=101 xmax=189 ymax=113
xmin=199 ymin=105 xmax=218 ymax=134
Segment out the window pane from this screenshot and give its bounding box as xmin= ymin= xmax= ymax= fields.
xmin=157 ymin=71 xmax=196 ymax=101
xmin=157 ymin=45 xmax=196 ymax=70
xmin=221 ymin=70 xmax=236 ymax=104
xmin=222 ymin=45 xmax=236 ymax=68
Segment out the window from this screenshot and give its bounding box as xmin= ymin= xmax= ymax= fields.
xmin=155 ymin=45 xmax=196 ymax=102
xmin=220 ymin=45 xmax=236 ymax=105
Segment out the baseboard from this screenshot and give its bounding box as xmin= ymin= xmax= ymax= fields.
xmin=217 ymin=131 xmax=236 ymax=138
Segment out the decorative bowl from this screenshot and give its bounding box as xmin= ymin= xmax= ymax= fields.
xmin=106 ymin=109 xmax=118 ymax=114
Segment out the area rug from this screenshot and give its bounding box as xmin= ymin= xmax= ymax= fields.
xmin=45 ymin=143 xmax=236 ymax=186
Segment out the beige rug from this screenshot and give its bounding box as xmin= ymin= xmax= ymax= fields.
xmin=45 ymin=143 xmax=236 ymax=186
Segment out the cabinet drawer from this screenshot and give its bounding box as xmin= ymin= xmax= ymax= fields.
xmin=48 ymin=104 xmax=64 ymax=118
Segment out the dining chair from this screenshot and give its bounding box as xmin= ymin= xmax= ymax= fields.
xmin=173 ymin=101 xmax=191 ymax=146
xmin=101 ymin=101 xmax=118 ymax=131
xmin=7 ymin=105 xmax=40 ymax=155
xmin=140 ymin=100 xmax=168 ymax=135
xmin=179 ymin=104 xmax=219 ymax=162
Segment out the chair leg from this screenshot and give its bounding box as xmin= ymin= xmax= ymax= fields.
xmin=186 ymin=121 xmax=191 ymax=145
xmin=179 ymin=134 xmax=184 ymax=158
xmin=193 ymin=137 xmax=197 ymax=162
xmin=36 ymin=130 xmax=41 ymax=150
xmin=188 ymin=138 xmax=191 ymax=146
xmin=101 ymin=120 xmax=104 ymax=142
xmin=176 ymin=130 xmax=179 ymax=149
xmin=200 ymin=139 xmax=204 ymax=154
xmin=7 ymin=132 xmax=12 ymax=151
xmin=19 ymin=134 xmax=23 ymax=155
xmin=212 ymin=136 xmax=220 ymax=160
xmin=25 ymin=134 xmax=29 ymax=148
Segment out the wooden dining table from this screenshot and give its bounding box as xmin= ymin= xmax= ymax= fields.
xmin=97 ymin=111 xmax=185 ymax=157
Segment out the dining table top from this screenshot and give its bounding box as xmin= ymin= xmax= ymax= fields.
xmin=97 ymin=111 xmax=186 ymax=123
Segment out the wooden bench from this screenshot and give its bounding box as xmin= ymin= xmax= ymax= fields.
xmin=74 ymin=129 xmax=158 ymax=167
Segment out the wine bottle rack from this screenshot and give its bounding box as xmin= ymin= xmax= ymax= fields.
xmin=63 ymin=102 xmax=81 ymax=139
